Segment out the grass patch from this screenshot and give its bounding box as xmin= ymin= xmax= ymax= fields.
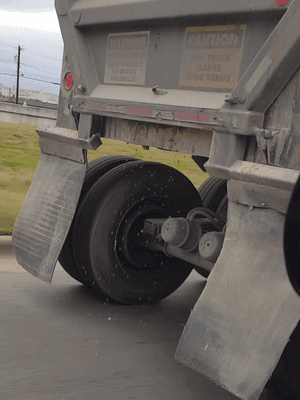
xmin=0 ymin=121 xmax=208 ymax=233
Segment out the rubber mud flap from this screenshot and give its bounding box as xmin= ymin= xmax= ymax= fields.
xmin=175 ymin=198 xmax=300 ymax=400
xmin=12 ymin=153 xmax=87 ymax=283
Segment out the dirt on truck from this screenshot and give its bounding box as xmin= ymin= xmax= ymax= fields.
xmin=11 ymin=0 xmax=300 ymax=399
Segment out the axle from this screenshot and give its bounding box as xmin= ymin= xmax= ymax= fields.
xmin=143 ymin=207 xmax=226 ymax=274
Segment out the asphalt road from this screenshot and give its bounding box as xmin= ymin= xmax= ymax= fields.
xmin=0 ymin=237 xmax=275 ymax=400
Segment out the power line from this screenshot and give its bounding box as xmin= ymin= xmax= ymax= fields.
xmin=0 ymin=43 xmax=61 ymax=86
xmin=0 ymin=60 xmax=60 ymax=77
xmin=24 ymin=47 xmax=62 ymax=62
xmin=41 ymin=82 xmax=52 ymax=91
xmin=21 ymin=75 xmax=60 ymax=85
xmin=0 ymin=43 xmax=62 ymax=79
xmin=0 ymin=72 xmax=60 ymax=85
xmin=21 ymin=62 xmax=59 ymax=77
xmin=0 ymin=72 xmax=16 ymax=77
xmin=0 ymin=42 xmax=17 ymax=49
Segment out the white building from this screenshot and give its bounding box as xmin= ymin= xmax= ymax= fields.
xmin=2 ymin=87 xmax=59 ymax=104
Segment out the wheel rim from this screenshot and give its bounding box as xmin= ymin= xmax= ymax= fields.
xmin=116 ymin=198 xmax=167 ymax=270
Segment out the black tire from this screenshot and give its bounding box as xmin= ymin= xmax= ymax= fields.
xmin=216 ymin=193 xmax=228 ymax=223
xmin=58 ymin=155 xmax=139 ymax=284
xmin=194 ymin=177 xmax=228 ymax=277
xmin=198 ymin=177 xmax=227 ymax=212
xmin=267 ymin=321 xmax=300 ymax=400
xmin=73 ymin=160 xmax=202 ymax=304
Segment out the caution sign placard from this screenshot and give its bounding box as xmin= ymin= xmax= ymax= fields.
xmin=104 ymin=31 xmax=150 ymax=85
xmin=179 ymin=25 xmax=246 ymax=90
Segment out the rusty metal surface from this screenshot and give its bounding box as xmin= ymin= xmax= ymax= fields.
xmin=12 ymin=153 xmax=87 ymax=283
xmin=227 ymin=180 xmax=292 ymax=214
xmin=245 ymin=61 xmax=300 ymax=171
xmin=175 ymin=196 xmax=300 ymax=400
xmin=74 ymin=95 xmax=264 ymax=134
xmin=103 ymin=118 xmax=213 ymax=156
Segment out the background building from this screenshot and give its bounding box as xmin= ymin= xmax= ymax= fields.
xmin=2 ymin=87 xmax=59 ymax=104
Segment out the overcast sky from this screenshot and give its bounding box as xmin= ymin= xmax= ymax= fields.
xmin=0 ymin=1 xmax=63 ymax=95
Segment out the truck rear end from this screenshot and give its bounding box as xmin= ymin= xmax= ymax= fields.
xmin=12 ymin=0 xmax=300 ymax=399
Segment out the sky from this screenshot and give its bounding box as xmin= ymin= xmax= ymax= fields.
xmin=0 ymin=1 xmax=64 ymax=95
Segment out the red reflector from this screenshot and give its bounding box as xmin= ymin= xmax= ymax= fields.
xmin=276 ymin=0 xmax=289 ymax=5
xmin=65 ymin=74 xmax=73 ymax=89
xmin=175 ymin=112 xmax=210 ymax=123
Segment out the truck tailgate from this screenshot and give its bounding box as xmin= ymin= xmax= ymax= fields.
xmin=56 ymin=0 xmax=285 ymax=128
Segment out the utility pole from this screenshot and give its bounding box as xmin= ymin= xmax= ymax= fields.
xmin=16 ymin=45 xmax=21 ymax=104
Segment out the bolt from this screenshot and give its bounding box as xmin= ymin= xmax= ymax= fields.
xmin=263 ymin=130 xmax=272 ymax=139
xmin=261 ymin=202 xmax=266 ymax=207
xmin=248 ymin=205 xmax=253 ymax=211
xmin=73 ymin=10 xmax=81 ymax=24
xmin=233 ymin=197 xmax=239 ymax=204
xmin=77 ymin=84 xmax=86 ymax=92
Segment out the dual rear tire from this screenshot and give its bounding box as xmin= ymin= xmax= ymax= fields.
xmin=59 ymin=156 xmax=202 ymax=304
xmin=197 ymin=176 xmax=228 ymax=220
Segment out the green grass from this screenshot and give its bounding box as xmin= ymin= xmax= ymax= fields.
xmin=0 ymin=121 xmax=208 ymax=234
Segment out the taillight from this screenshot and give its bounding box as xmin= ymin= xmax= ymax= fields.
xmin=64 ymin=73 xmax=73 ymax=90
xmin=276 ymin=0 xmax=290 ymax=5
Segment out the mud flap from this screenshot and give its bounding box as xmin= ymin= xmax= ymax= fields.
xmin=12 ymin=152 xmax=87 ymax=283
xmin=175 ymin=196 xmax=300 ymax=400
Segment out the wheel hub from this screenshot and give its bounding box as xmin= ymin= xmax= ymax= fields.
xmin=116 ymin=199 xmax=167 ymax=269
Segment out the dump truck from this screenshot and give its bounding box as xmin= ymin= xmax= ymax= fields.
xmin=12 ymin=0 xmax=300 ymax=399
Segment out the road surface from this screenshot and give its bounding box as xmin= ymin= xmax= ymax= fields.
xmin=0 ymin=236 xmax=275 ymax=400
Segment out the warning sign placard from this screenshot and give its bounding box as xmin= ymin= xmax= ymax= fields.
xmin=179 ymin=25 xmax=246 ymax=90
xmin=104 ymin=31 xmax=150 ymax=85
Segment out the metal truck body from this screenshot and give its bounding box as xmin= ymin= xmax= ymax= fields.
xmin=12 ymin=1 xmax=300 ymax=399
